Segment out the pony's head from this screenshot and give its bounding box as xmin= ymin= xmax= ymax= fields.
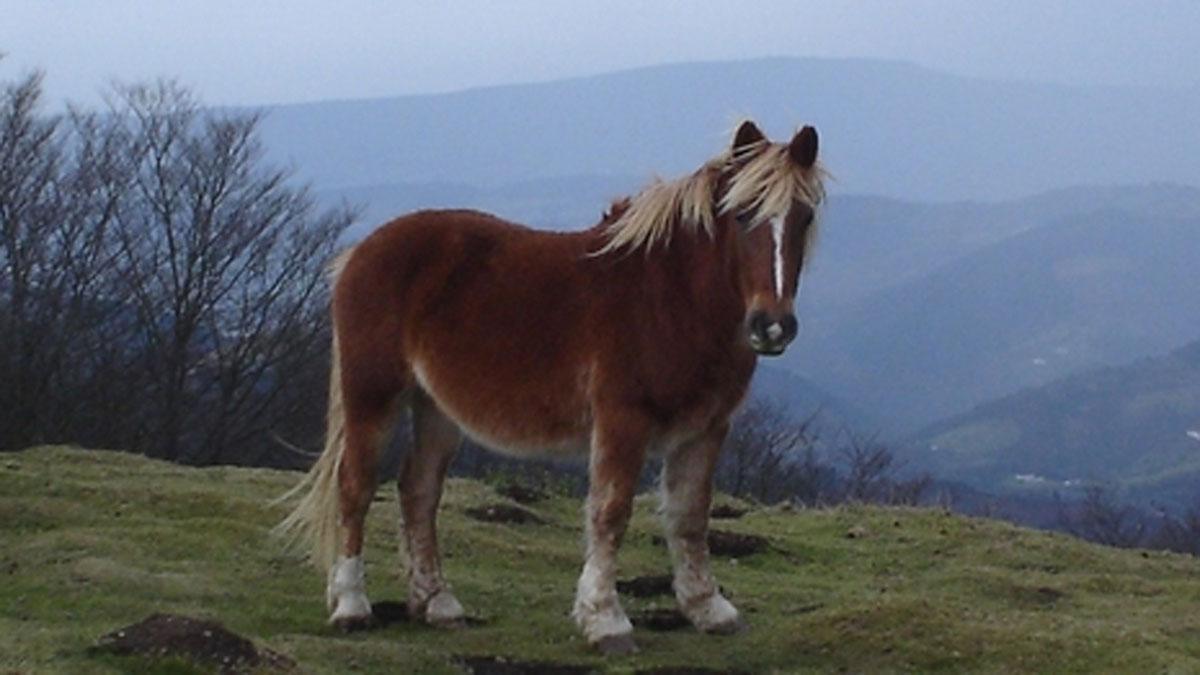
xmin=597 ymin=119 xmax=825 ymax=356
xmin=718 ymin=120 xmax=824 ymax=356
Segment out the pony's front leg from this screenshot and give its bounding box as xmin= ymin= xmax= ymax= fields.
xmin=661 ymin=423 xmax=743 ymax=634
xmin=573 ymin=416 xmax=649 ymax=655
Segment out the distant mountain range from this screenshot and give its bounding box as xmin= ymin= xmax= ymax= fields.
xmin=260 ymin=57 xmax=1200 ymax=203
xmin=788 ymin=185 xmax=1200 ymax=433
xmin=749 ymin=364 xmax=871 ymax=435
xmin=906 ymin=339 xmax=1200 ymax=508
xmin=321 ymin=174 xmax=644 ymax=239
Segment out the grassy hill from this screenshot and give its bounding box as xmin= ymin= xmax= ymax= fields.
xmin=4 ymin=446 xmax=1200 ymax=673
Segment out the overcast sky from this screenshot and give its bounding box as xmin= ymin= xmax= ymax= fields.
xmin=3 ymin=1 xmax=1198 ymax=107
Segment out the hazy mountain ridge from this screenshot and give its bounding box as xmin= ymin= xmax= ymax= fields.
xmin=321 ymin=173 xmax=644 ymax=239
xmin=260 ymin=57 xmax=1200 ymax=202
xmin=787 ymin=188 xmax=1200 ymax=434
xmin=905 ymin=338 xmax=1200 ymax=506
xmin=750 ymin=363 xmax=875 ymax=433
xmin=802 ymin=182 xmax=1200 ymax=309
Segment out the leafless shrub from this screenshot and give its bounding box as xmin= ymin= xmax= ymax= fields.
xmin=1057 ymin=485 xmax=1148 ymax=549
xmin=1148 ymin=500 xmax=1200 ymax=556
xmin=832 ymin=429 xmax=932 ymax=506
xmin=0 ymin=69 xmax=352 ymax=464
xmin=106 ymin=81 xmax=353 ymax=463
xmin=0 ymin=70 xmax=138 ymax=448
xmin=716 ymin=399 xmax=829 ymax=504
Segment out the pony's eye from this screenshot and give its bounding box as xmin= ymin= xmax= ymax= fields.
xmin=735 ymin=210 xmax=756 ymax=227
xmin=796 ymin=203 xmax=815 ymax=226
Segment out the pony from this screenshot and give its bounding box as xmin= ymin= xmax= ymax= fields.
xmin=276 ymin=120 xmax=825 ymax=654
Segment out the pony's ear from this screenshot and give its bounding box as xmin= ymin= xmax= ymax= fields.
xmin=732 ymin=120 xmax=767 ymax=156
xmin=788 ymin=126 xmax=819 ymax=168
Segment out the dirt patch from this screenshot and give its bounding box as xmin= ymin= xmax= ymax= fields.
xmin=1012 ymin=585 xmax=1067 ymax=608
xmin=371 ymin=600 xmax=412 ymax=626
xmin=651 ymin=530 xmax=768 ymax=557
xmin=709 ymin=504 xmax=747 ymax=520
xmin=617 ymin=574 xmax=674 ymax=598
xmin=91 ymin=613 xmax=293 ymax=673
xmin=465 ymin=503 xmax=545 ymax=525
xmin=457 ymin=655 xmax=595 ymax=674
xmin=706 ymin=530 xmax=769 ymax=557
xmin=630 ymin=608 xmax=690 ymax=632
xmin=494 ymin=482 xmax=548 ymax=504
xmin=370 ymin=600 xmax=487 ymax=628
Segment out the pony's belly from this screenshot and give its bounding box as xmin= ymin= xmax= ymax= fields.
xmin=412 ymin=361 xmax=592 ymax=459
xmin=458 ymin=423 xmax=591 ymax=459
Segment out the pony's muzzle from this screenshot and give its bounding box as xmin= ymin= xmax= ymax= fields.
xmin=746 ymin=311 xmax=798 ymax=356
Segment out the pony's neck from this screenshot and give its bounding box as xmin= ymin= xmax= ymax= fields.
xmin=632 ymin=216 xmax=746 ymax=331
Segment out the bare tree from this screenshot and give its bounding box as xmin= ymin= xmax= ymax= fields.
xmin=717 ymin=399 xmax=826 ymax=504
xmin=838 ymin=433 xmax=895 ymax=503
xmin=0 ymin=70 xmax=63 ymax=447
xmin=1058 ymin=485 xmax=1148 ymax=549
xmin=1148 ymin=499 xmax=1200 ymax=556
xmin=786 ymin=442 xmax=840 ymax=507
xmin=0 ymin=69 xmax=352 ymax=464
xmin=107 ymin=81 xmax=353 ymax=463
xmin=0 ymin=71 xmax=136 ymax=449
xmin=833 ymin=430 xmax=931 ymax=505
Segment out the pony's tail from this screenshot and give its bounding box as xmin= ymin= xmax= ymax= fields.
xmin=272 ymin=251 xmax=355 ymax=573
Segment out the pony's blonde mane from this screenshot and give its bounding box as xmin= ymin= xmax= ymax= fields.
xmin=597 ymin=139 xmax=827 ymax=256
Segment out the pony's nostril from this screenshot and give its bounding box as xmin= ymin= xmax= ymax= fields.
xmin=747 ymin=311 xmax=770 ymax=337
xmin=780 ymin=314 xmax=799 ymax=341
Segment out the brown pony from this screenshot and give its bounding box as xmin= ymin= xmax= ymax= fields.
xmin=276 ymin=120 xmax=825 ymax=654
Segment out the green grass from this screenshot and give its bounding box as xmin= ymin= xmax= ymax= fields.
xmin=3 ymin=446 xmax=1200 ymax=673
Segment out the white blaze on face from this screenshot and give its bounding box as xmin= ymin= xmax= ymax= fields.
xmin=770 ymin=215 xmax=786 ymax=298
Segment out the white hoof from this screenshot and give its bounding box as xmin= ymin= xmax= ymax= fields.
xmin=329 ymin=591 xmax=373 ymax=629
xmin=682 ymin=592 xmax=742 ymax=634
xmin=573 ymin=601 xmax=634 ymax=645
xmin=326 ymin=556 xmax=373 ymax=627
xmin=424 ymin=589 xmax=466 ymax=626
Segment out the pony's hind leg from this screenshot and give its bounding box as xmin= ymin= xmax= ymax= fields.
xmin=660 ymin=423 xmax=743 ymax=634
xmin=399 ymin=394 xmax=465 ymax=626
xmin=573 ymin=413 xmax=651 ymax=655
xmin=327 ymin=393 xmax=401 ymax=630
